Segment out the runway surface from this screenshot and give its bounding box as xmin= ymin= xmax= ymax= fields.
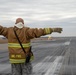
xmin=0 ymin=37 xmax=76 ymax=75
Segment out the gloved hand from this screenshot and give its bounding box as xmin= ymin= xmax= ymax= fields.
xmin=52 ymin=28 xmax=63 ymax=33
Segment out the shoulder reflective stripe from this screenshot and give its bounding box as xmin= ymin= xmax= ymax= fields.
xmin=8 ymin=43 xmax=31 ymax=48
xmin=44 ymin=28 xmax=50 ymax=34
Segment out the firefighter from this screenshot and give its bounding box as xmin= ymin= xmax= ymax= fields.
xmin=0 ymin=18 xmax=63 ymax=75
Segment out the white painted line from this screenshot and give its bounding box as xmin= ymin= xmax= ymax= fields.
xmin=33 ymin=62 xmax=52 ymax=73
xmin=33 ymin=56 xmax=52 ymax=72
xmin=44 ymin=56 xmax=62 ymax=75
xmin=64 ymin=41 xmax=70 ymax=45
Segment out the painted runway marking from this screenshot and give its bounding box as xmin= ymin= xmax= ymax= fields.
xmin=33 ymin=56 xmax=52 ymax=72
xmin=44 ymin=56 xmax=62 ymax=75
xmin=64 ymin=41 xmax=70 ymax=45
xmin=33 ymin=56 xmax=63 ymax=75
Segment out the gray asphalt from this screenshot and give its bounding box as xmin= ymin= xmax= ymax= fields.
xmin=0 ymin=37 xmax=75 ymax=75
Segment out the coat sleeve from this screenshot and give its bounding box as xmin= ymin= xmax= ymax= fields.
xmin=0 ymin=25 xmax=8 ymax=38
xmin=26 ymin=27 xmax=53 ymax=39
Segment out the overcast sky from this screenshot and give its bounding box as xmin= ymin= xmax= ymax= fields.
xmin=0 ymin=0 xmax=76 ymax=37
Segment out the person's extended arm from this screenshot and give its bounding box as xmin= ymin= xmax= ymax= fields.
xmin=26 ymin=27 xmax=63 ymax=39
xmin=0 ymin=25 xmax=8 ymax=38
